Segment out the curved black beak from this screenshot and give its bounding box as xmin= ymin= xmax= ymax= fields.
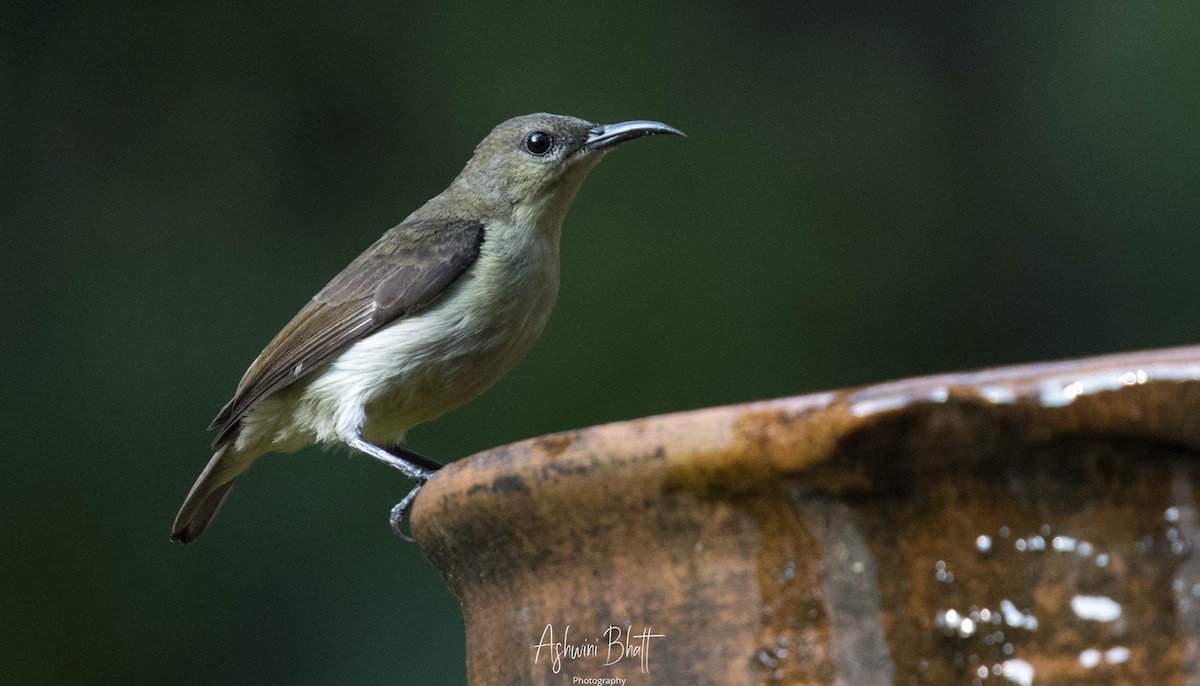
xmin=582 ymin=120 xmax=686 ymax=152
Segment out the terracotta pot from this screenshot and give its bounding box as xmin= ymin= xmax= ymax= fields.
xmin=412 ymin=346 xmax=1200 ymax=685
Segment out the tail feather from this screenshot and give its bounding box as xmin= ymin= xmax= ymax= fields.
xmin=171 ymin=443 xmax=250 ymax=543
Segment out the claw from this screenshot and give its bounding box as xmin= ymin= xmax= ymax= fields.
xmin=389 ymin=483 xmax=424 ymax=542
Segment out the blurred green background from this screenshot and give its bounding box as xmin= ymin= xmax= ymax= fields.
xmin=4 ymin=1 xmax=1199 ymax=683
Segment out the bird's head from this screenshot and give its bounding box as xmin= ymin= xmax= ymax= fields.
xmin=446 ymin=112 xmax=684 ymax=229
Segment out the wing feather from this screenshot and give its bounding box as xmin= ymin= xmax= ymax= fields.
xmin=209 ymin=218 xmax=485 ymax=446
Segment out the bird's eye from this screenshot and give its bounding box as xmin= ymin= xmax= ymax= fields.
xmin=523 ymin=131 xmax=553 ymax=156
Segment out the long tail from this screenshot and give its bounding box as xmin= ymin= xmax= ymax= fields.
xmin=171 ymin=443 xmax=252 ymax=543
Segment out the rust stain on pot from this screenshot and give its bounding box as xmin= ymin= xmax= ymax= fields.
xmin=531 ymin=431 xmax=579 ymax=458
xmin=661 ymin=404 xmax=841 ymax=502
xmin=748 ymin=485 xmax=837 ymax=684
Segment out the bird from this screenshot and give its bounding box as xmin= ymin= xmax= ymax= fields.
xmin=171 ymin=113 xmax=684 ymax=543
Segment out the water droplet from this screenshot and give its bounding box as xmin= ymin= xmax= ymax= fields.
xmin=1052 ymin=535 xmax=1076 ymax=551
xmin=756 ymin=649 xmax=778 ymax=669
xmin=976 ymin=535 xmax=993 ymax=553
xmin=998 ymin=599 xmax=1039 ymax=630
xmin=960 ymin=618 xmax=977 ymax=637
xmin=1106 ymin=646 xmax=1130 ymax=664
xmin=1070 ymin=595 xmax=1122 ymax=622
xmin=1001 ymin=658 xmax=1034 ymax=686
xmin=1166 ymin=506 xmax=1181 ymax=522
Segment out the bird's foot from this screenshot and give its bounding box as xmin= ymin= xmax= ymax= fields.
xmin=344 ymin=437 xmax=441 ymax=543
xmin=389 ymin=484 xmax=423 ymax=542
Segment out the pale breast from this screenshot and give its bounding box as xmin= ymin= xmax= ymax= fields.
xmin=293 ymin=222 xmax=562 ymax=445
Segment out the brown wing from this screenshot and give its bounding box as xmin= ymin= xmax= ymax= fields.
xmin=209 ymin=218 xmax=485 ymax=447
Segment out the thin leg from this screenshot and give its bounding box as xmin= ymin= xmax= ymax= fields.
xmin=345 ymin=437 xmax=437 ymax=482
xmin=389 ymin=484 xmax=423 ymax=542
xmin=387 ymin=444 xmax=443 ymax=473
